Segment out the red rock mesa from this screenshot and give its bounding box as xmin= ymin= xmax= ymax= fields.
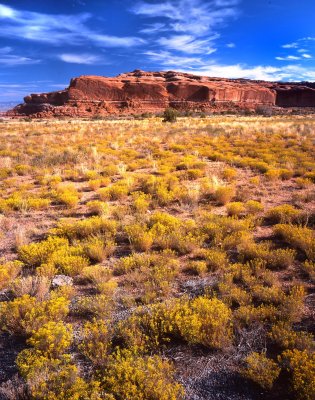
xmin=7 ymin=70 xmax=315 ymax=117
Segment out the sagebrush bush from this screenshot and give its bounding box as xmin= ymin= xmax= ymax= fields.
xmin=10 ymin=276 xmax=50 ymax=300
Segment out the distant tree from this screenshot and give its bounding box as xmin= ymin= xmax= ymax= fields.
xmin=163 ymin=107 xmax=178 ymax=122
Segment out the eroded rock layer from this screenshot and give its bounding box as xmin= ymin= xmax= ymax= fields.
xmin=8 ymin=70 xmax=315 ymax=117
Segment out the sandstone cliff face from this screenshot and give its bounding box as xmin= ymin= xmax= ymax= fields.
xmin=7 ymin=70 xmax=315 ymax=118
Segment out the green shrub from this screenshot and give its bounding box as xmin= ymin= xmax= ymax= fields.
xmin=162 ymin=108 xmax=178 ymax=123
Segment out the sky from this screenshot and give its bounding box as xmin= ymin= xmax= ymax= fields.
xmin=0 ymin=0 xmax=315 ymax=102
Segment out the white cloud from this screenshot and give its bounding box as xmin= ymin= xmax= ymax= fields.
xmin=133 ymin=0 xmax=240 ymax=69
xmin=0 ymin=3 xmax=144 ymax=47
xmin=226 ymin=42 xmax=235 ymax=48
xmin=143 ymin=50 xmax=205 ymax=68
xmin=173 ymin=63 xmax=315 ymax=82
xmin=0 ymin=47 xmax=40 ymax=66
xmin=302 ymin=53 xmax=312 ymax=59
xmin=139 ymin=23 xmax=168 ymax=34
xmin=282 ymin=37 xmax=315 ymax=52
xmin=132 ymin=0 xmax=240 ymax=35
xmin=0 ymin=46 xmax=12 ymax=54
xmin=282 ymin=42 xmax=298 ymax=49
xmin=276 ymin=55 xmax=301 ymax=61
xmin=158 ymin=34 xmax=218 ymax=54
xmin=58 ymin=53 xmax=105 ymax=65
xmin=0 ymin=4 xmax=15 ymax=18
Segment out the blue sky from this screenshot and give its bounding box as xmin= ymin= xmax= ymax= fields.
xmin=0 ymin=0 xmax=315 ymax=102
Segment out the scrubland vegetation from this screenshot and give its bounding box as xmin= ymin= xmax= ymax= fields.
xmin=0 ymin=115 xmax=314 ymax=400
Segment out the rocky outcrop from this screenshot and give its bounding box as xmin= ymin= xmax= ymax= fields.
xmin=273 ymin=85 xmax=315 ymax=108
xmin=7 ymin=70 xmax=315 ymax=118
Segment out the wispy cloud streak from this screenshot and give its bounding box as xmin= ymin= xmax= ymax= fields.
xmin=0 ymin=3 xmax=144 ymax=47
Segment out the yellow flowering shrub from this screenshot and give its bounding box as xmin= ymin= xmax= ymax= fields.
xmin=269 ymin=322 xmax=314 ymax=352
xmin=17 ymin=352 xmax=104 ymax=400
xmin=53 ymin=183 xmax=80 ymax=208
xmin=125 ymin=223 xmax=153 ymax=252
xmin=280 ymin=350 xmax=315 ymax=400
xmin=102 ymin=349 xmax=184 ymax=400
xmin=242 ymin=352 xmax=280 ymax=390
xmin=79 ymin=319 xmax=111 ymax=367
xmin=87 ymin=200 xmax=109 ymax=216
xmin=51 ymin=216 xmax=117 ymax=241
xmin=76 ymin=294 xmax=114 ymax=319
xmin=213 ymin=186 xmax=235 ymax=205
xmin=274 ymin=224 xmax=315 ymax=259
xmin=28 ymin=321 xmax=73 ymax=357
xmin=267 ymin=204 xmax=301 ymax=224
xmin=131 ymin=191 xmax=151 ymax=214
xmin=120 ymin=296 xmax=233 ymax=350
xmin=18 ymin=236 xmax=69 ymax=267
xmin=0 ymin=260 xmax=22 ymax=290
xmin=302 ymin=260 xmax=315 ymax=281
xmin=83 ymin=236 xmax=116 ymax=262
xmin=226 ymin=202 xmax=246 ymax=217
xmin=0 ymin=294 xmax=69 ymax=336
